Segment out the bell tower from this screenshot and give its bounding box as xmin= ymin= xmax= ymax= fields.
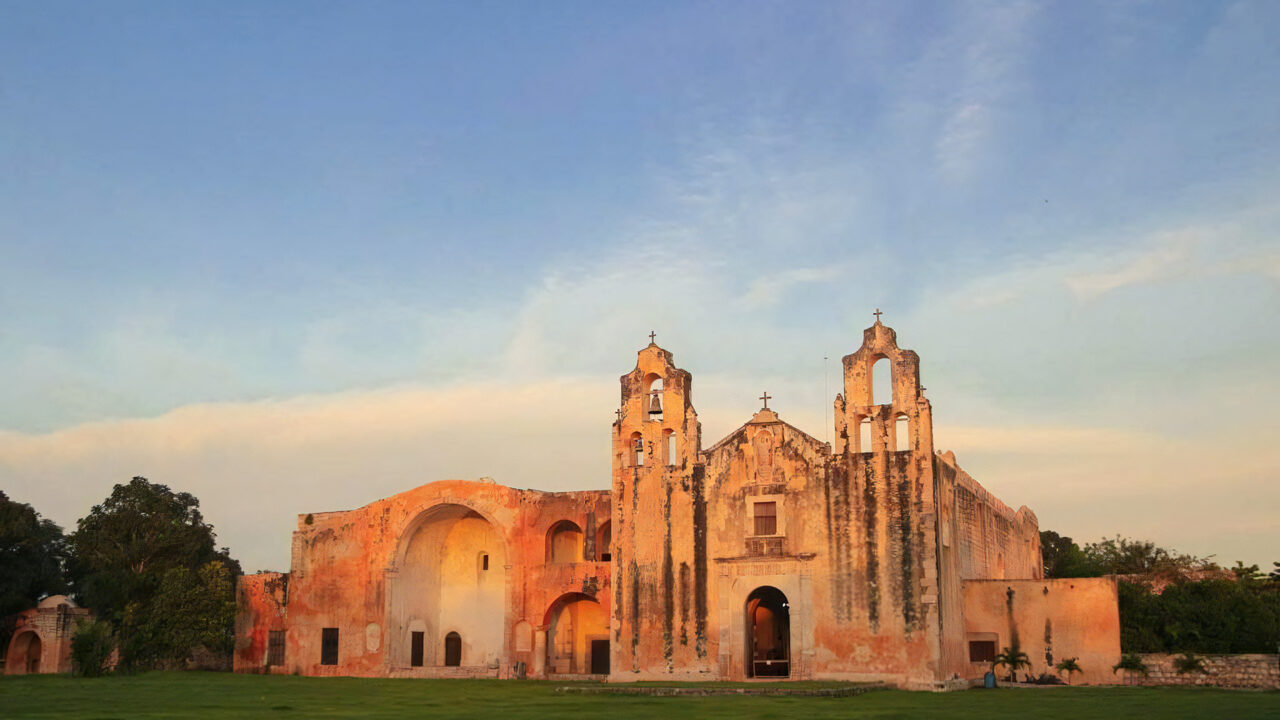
xmin=610 ymin=333 xmax=711 ymax=678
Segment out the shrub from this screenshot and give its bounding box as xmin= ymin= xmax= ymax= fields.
xmin=1174 ymin=652 xmax=1208 ymax=675
xmin=70 ymin=619 xmax=115 ymax=677
xmin=1113 ymin=653 xmax=1149 ymax=677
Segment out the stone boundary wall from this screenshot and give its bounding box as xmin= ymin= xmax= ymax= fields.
xmin=1126 ymin=654 xmax=1278 ymax=689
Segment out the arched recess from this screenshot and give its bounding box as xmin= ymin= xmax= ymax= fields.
xmin=858 ymin=416 xmax=873 ymax=454
xmin=745 ymin=586 xmax=790 ymax=678
xmin=871 ymin=356 xmax=892 ymax=406
xmin=595 ymin=521 xmax=612 ymax=562
xmin=6 ymin=631 xmax=41 ymax=675
xmin=643 ymin=373 xmax=664 ymax=422
xmin=546 ymin=520 xmax=584 ymax=563
xmin=543 ymin=593 xmax=609 ymax=675
xmin=630 ymin=431 xmax=643 ymax=467
xmin=895 ymin=414 xmax=910 ymax=452
xmin=389 ymin=502 xmax=508 ymax=669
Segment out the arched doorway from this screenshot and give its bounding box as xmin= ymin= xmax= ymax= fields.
xmin=544 ymin=593 xmax=609 ymax=675
xmin=745 ymin=586 xmax=790 ymax=678
xmin=444 ymin=632 xmax=462 ymax=666
xmin=8 ymin=631 xmax=41 ymax=675
xmin=390 ymin=503 xmax=508 ymax=669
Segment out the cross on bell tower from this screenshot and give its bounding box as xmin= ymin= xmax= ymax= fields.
xmin=759 ymin=391 xmax=771 ymax=410
xmin=873 ymin=308 xmax=883 ymax=323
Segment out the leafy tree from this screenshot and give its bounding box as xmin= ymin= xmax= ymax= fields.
xmin=0 ymin=492 xmax=68 ymax=652
xmin=993 ymin=645 xmax=1031 ymax=682
xmin=1055 ymin=657 xmax=1082 ymax=684
xmin=143 ymin=561 xmax=238 ymax=663
xmin=1039 ymin=530 xmax=1102 ymax=578
xmin=70 ymin=619 xmax=116 ymax=677
xmin=67 ymin=477 xmax=240 ymax=670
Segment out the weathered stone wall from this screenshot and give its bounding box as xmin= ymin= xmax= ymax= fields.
xmin=1125 ymin=653 xmax=1279 ymax=689
xmin=234 ymin=572 xmax=289 ymax=672
xmin=234 ymin=479 xmax=611 ymax=678
xmin=961 ymin=578 xmax=1121 ymax=685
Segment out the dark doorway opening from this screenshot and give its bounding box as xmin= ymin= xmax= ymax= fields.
xmin=444 ymin=632 xmax=462 ymax=666
xmin=745 ymin=586 xmax=790 ymax=678
xmin=320 ymin=627 xmax=339 ymax=666
xmin=410 ymin=631 xmax=425 ymax=667
xmin=590 ymin=639 xmax=610 ymax=674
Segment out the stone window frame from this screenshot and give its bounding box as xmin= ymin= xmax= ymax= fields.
xmin=267 ymin=630 xmax=285 ymax=667
xmin=747 ymin=493 xmax=786 ymax=538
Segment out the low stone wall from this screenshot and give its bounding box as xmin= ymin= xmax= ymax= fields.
xmin=1125 ymin=654 xmax=1278 ymax=689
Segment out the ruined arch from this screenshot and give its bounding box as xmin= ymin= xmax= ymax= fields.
xmin=5 ymin=631 xmax=41 ymax=675
xmin=543 ymin=593 xmax=609 ymax=675
xmin=388 ymin=502 xmax=508 ymax=669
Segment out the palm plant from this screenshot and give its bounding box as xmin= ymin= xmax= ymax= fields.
xmin=1055 ymin=657 xmax=1082 ymax=684
xmin=1112 ymin=653 xmax=1149 ymax=681
xmin=993 ymin=646 xmax=1031 ymax=682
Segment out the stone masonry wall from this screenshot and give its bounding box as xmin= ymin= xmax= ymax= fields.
xmin=1126 ymin=654 xmax=1279 ymax=689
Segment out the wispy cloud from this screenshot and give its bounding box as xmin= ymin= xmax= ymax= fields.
xmin=742 ymin=265 xmax=845 ymax=307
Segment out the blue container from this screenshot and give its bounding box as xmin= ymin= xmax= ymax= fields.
xmin=983 ymin=671 xmax=997 ymax=689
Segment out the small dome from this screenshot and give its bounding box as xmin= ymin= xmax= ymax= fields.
xmin=37 ymin=594 xmax=77 ymax=609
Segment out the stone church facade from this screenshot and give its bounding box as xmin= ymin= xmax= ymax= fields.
xmin=235 ymin=320 xmax=1121 ymax=687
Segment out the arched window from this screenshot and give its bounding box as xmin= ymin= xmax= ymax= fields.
xmin=546 ymin=520 xmax=585 ymax=563
xmin=663 ymin=429 xmax=676 ymax=466
xmin=871 ymin=356 xmax=892 ymax=406
xmin=596 ymin=521 xmax=612 ymax=562
xmin=895 ymin=415 xmax=910 ymax=452
xmin=859 ymin=417 xmax=873 ymax=454
xmin=630 ymin=432 xmax=643 ymax=466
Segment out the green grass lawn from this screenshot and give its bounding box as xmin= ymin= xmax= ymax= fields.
xmin=1 ymin=672 xmax=1277 ymax=719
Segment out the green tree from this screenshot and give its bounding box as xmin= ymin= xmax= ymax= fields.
xmin=70 ymin=619 xmax=116 ymax=677
xmin=0 ymin=492 xmax=68 ymax=652
xmin=1039 ymin=530 xmax=1102 ymax=578
xmin=143 ymin=561 xmax=238 ymax=663
xmin=67 ymin=477 xmax=240 ymax=670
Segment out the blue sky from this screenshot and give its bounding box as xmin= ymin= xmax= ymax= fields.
xmin=2 ymin=1 xmax=1277 ymax=572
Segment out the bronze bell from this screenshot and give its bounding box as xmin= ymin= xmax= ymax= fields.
xmin=648 ymin=391 xmax=663 ymax=416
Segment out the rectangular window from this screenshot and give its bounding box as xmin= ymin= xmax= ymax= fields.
xmin=482 ymin=554 xmax=489 ymax=571
xmin=753 ymin=501 xmax=777 ymax=536
xmin=968 ymin=640 xmax=996 ymax=663
xmin=410 ymin=631 xmax=425 ymax=667
xmin=267 ymin=630 xmax=285 ymax=667
xmin=321 ymin=627 xmax=339 ymax=666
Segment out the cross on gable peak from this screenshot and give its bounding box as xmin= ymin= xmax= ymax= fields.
xmin=873 ymin=308 xmax=883 ymax=323
xmin=648 ymin=330 xmax=656 ymax=344
xmin=759 ymin=391 xmax=771 ymax=410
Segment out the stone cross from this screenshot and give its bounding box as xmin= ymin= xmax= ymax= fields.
xmin=874 ymin=308 xmax=883 ymax=322
xmin=649 ymin=330 xmax=656 ymax=343
xmin=759 ymin=391 xmax=771 ymax=410
xmin=615 ymin=409 xmax=623 ymax=422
